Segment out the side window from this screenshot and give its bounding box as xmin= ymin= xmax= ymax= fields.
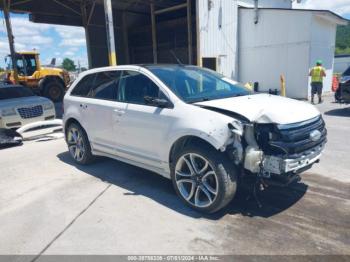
xmin=118 ymin=71 xmax=161 ymax=105
xmin=88 ymin=71 xmax=121 ymax=101
xmin=71 ymin=74 xmax=95 ymax=97
xmin=16 ymin=58 xmax=25 ymax=75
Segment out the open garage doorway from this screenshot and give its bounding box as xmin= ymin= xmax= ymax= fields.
xmin=124 ymin=0 xmax=197 ymax=65
xmin=2 ymin=0 xmax=198 ymax=68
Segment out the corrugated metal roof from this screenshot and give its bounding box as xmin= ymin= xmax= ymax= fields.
xmin=239 ymin=7 xmax=349 ymax=25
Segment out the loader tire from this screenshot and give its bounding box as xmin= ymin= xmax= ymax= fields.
xmin=43 ymin=80 xmax=65 ymax=102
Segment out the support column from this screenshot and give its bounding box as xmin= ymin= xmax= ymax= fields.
xmin=3 ymin=0 xmax=19 ymax=83
xmin=104 ymin=0 xmax=117 ymax=66
xmin=81 ymin=2 xmax=92 ymax=69
xmin=122 ymin=12 xmax=130 ymax=64
xmin=150 ymin=3 xmax=157 ymax=64
xmin=187 ymin=0 xmax=193 ymax=64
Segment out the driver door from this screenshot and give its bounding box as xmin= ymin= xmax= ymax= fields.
xmin=113 ymin=70 xmax=176 ymax=169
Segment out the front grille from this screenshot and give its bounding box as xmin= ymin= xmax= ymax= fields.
xmin=256 ymin=116 xmax=327 ymax=156
xmin=17 ymin=105 xmax=43 ymax=119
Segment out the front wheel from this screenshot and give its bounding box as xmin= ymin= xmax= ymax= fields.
xmin=171 ymin=144 xmax=238 ymax=214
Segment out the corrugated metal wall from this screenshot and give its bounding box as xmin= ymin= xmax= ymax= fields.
xmin=309 ymin=15 xmax=337 ymax=95
xmin=197 ymin=0 xmax=238 ymax=78
xmin=238 ymin=9 xmax=312 ymax=99
xmin=238 ymin=9 xmax=338 ymax=99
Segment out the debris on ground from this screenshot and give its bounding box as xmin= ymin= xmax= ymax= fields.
xmin=0 ymin=128 xmax=22 ymax=149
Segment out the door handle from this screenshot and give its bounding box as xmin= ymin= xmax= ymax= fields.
xmin=80 ymin=104 xmax=88 ymax=109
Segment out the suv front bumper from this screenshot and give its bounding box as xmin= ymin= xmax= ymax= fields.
xmin=262 ymin=142 xmax=325 ymax=175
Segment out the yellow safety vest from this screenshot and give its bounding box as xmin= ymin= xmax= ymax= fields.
xmin=311 ymin=66 xmax=325 ymax=83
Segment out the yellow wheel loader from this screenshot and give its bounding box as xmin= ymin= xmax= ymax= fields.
xmin=4 ymin=51 xmax=70 ymax=102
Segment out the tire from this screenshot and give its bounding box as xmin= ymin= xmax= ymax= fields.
xmin=171 ymin=143 xmax=238 ymax=214
xmin=66 ymin=123 xmax=94 ymax=165
xmin=43 ymin=80 xmax=65 ymax=102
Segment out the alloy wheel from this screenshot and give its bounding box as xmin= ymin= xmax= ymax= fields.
xmin=67 ymin=126 xmax=85 ymax=162
xmin=175 ymin=153 xmax=219 ymax=208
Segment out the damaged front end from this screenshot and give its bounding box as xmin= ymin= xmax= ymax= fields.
xmin=227 ymin=115 xmax=327 ymax=187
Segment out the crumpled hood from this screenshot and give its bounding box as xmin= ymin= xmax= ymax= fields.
xmin=195 ymin=94 xmax=320 ymax=124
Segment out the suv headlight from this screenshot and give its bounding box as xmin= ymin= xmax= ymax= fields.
xmin=43 ymin=103 xmax=54 ymax=110
xmin=1 ymin=108 xmax=17 ymax=116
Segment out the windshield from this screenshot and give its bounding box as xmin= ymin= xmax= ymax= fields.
xmin=147 ymin=65 xmax=252 ymax=103
xmin=0 ymin=86 xmax=35 ymax=100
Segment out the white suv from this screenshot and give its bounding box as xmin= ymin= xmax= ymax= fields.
xmin=63 ymin=65 xmax=326 ymax=213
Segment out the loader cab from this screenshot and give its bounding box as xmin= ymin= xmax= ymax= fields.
xmin=5 ymin=52 xmax=40 ymax=77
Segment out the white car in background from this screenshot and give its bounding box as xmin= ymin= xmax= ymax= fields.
xmin=63 ymin=65 xmax=327 ymax=213
xmin=0 ymin=85 xmax=56 ymax=129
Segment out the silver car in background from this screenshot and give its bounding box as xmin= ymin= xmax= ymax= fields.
xmin=0 ymin=85 xmax=56 ymax=129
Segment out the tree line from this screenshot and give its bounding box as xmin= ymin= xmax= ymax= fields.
xmin=336 ymin=24 xmax=350 ymax=55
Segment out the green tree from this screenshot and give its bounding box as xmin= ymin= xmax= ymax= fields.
xmin=62 ymin=58 xmax=76 ymax=71
xmin=336 ymin=24 xmax=350 ymax=55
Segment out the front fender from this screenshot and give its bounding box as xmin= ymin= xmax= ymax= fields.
xmin=166 ymin=127 xmax=232 ymax=153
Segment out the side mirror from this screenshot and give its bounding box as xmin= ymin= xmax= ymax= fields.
xmin=144 ymin=96 xmax=172 ymax=108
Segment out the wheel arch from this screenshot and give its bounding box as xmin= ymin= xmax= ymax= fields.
xmin=168 ymin=135 xmax=221 ymax=167
xmin=64 ymin=117 xmax=83 ymax=138
xmin=39 ymin=75 xmax=65 ymax=90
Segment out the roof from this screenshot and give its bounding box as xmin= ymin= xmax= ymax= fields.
xmin=16 ymin=51 xmax=39 ymax=55
xmin=0 ymin=0 xmax=189 ymax=27
xmin=239 ymin=7 xmax=349 ymax=25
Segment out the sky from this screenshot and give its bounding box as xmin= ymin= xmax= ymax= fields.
xmin=0 ymin=0 xmax=349 ymax=69
xmin=295 ymin=0 xmax=350 ymax=18
xmin=0 ymin=13 xmax=87 ymax=69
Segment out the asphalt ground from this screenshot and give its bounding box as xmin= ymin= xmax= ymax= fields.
xmin=0 ymin=95 xmax=349 ymax=258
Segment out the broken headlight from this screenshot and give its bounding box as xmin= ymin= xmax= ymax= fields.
xmin=255 ymin=124 xmax=284 ymax=155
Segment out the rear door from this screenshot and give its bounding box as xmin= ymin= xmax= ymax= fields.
xmin=67 ymin=73 xmax=96 ymax=131
xmin=84 ymin=70 xmax=126 ymax=155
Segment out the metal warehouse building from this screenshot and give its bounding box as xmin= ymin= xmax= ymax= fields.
xmin=1 ymin=0 xmax=348 ymax=99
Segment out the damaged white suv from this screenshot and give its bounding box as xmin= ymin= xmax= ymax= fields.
xmin=63 ymin=65 xmax=327 ymax=213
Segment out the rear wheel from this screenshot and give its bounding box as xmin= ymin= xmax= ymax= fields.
xmin=66 ymin=123 xmax=94 ymax=165
xmin=43 ymin=80 xmax=65 ymax=102
xmin=171 ymin=144 xmax=238 ymax=213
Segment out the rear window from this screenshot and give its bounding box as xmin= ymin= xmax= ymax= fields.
xmin=71 ymin=74 xmax=96 ymax=97
xmin=89 ymin=71 xmax=121 ymax=101
xmin=0 ymin=86 xmax=35 ymax=100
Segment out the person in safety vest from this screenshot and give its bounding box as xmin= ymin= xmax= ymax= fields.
xmin=309 ymin=60 xmax=326 ymax=104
